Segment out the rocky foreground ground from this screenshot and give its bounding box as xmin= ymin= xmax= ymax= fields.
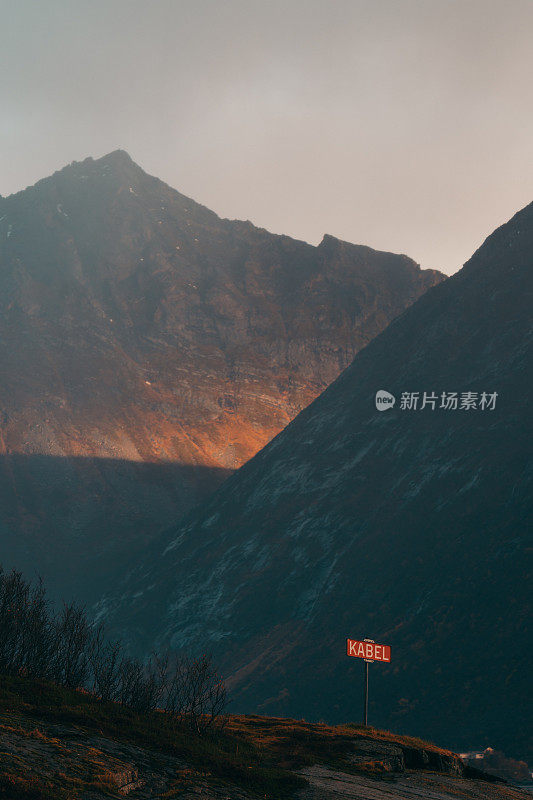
xmin=299 ymin=765 xmax=531 ymax=800
xmin=0 ymin=677 xmax=530 ymax=800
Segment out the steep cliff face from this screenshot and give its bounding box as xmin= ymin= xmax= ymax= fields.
xmin=0 ymin=150 xmax=442 ymax=596
xmin=99 ymin=203 xmax=532 ymax=760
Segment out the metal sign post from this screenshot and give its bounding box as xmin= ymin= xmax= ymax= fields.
xmin=363 ymin=637 xmax=373 ymax=726
xmin=346 ymin=636 xmax=392 ymax=727
xmin=364 ymin=658 xmax=369 ymax=725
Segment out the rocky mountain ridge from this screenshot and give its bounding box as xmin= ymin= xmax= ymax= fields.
xmin=0 ymin=150 xmax=443 ymax=598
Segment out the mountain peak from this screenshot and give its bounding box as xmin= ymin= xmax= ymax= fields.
xmin=69 ymin=149 xmax=136 ymax=168
xmin=95 ymin=149 xmax=138 ymax=172
xmin=319 ymin=233 xmax=341 ymax=245
xmin=318 ymin=233 xmax=350 ymax=251
xmin=73 ymin=148 xmax=140 ymax=177
xmin=101 ymin=148 xmax=134 ymax=163
xmin=318 ymin=233 xmax=412 ymax=262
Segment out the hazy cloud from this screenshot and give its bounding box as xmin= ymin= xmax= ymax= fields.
xmin=1 ymin=0 xmax=532 ymax=273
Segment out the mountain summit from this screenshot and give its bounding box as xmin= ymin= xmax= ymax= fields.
xmin=0 ymin=152 xmax=442 ymax=598
xmin=99 ymin=202 xmax=533 ymax=760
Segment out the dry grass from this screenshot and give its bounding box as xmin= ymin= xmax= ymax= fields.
xmin=0 ymin=773 xmax=70 ymax=799
xmin=339 ymin=723 xmax=452 ymax=754
xmin=225 ymin=713 xmax=454 ymax=770
xmin=0 ymin=674 xmax=305 ymax=798
xmin=0 ymin=674 xmax=461 ymax=798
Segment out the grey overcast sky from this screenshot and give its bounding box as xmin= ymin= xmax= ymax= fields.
xmin=1 ymin=0 xmax=532 ymax=274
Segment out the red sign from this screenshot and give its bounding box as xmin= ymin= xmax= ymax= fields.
xmin=346 ymin=638 xmax=391 ymax=663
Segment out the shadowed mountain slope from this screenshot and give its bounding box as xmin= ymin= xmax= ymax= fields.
xmin=98 ymin=202 xmax=533 ymax=760
xmin=0 ymin=455 xmax=230 ymax=598
xmin=0 ymin=150 xmax=442 ymax=597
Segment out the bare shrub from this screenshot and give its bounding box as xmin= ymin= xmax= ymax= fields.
xmin=89 ymin=627 xmax=123 ymax=702
xmin=164 ymin=653 xmax=227 ymax=734
xmin=0 ymin=564 xmax=227 ymax=734
xmin=0 ymin=569 xmax=53 ymax=679
xmin=52 ymin=602 xmax=93 ymax=689
xmin=116 ymin=654 xmax=167 ymax=713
